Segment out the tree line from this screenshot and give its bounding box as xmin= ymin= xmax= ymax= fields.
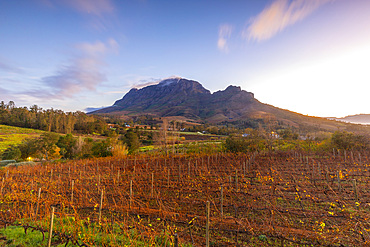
xmin=1 ymin=130 xmax=142 ymax=161
xmin=0 ymin=101 xmax=108 ymax=135
xmin=224 ymin=129 xmax=370 ymax=153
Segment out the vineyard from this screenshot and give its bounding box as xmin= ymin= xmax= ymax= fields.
xmin=1 ymin=150 xmax=370 ymax=246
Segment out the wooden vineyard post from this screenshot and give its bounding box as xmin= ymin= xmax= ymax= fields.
xmin=234 ymin=205 xmax=238 ymax=243
xmin=220 ymin=185 xmax=224 ymax=217
xmin=129 ymin=180 xmax=133 ymax=209
xmin=312 ymin=164 xmax=316 ymax=186
xmin=0 ymin=177 xmax=4 ymax=195
xmin=353 ymin=179 xmax=359 ymax=208
xmin=206 ymin=201 xmax=210 ymax=247
xmin=50 ymin=169 xmax=53 ymax=182
xmin=71 ymin=180 xmax=74 ymax=205
xmin=178 ymin=162 xmax=181 ymax=182
xmin=344 ymin=150 xmax=347 ymax=163
xmin=35 ymin=188 xmax=42 ymax=219
xmin=174 ymin=233 xmax=179 ymax=247
xmin=333 ymin=148 xmax=336 ymax=158
xmin=99 ymin=189 xmax=104 ymax=222
xmin=195 ymin=160 xmax=198 ymax=175
xmin=359 ymin=153 xmax=362 ymax=164
xmin=151 ymin=172 xmax=154 ymax=198
xmin=167 ymin=169 xmax=170 ymax=188
xmin=47 ymin=206 xmax=55 ymax=247
xmin=235 ymin=170 xmax=238 ymax=191
xmin=188 ymin=161 xmax=190 ymax=177
xmin=337 ymin=171 xmax=342 ymax=193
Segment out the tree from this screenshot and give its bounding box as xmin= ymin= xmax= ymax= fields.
xmin=123 ymin=130 xmax=140 ymax=154
xmin=331 ymin=131 xmax=369 ymax=151
xmin=39 ymin=132 xmax=60 ymax=160
xmin=279 ymin=128 xmax=298 ymax=140
xmin=18 ymin=139 xmax=40 ymax=160
xmin=92 ymin=139 xmax=112 ymax=157
xmin=1 ymin=145 xmax=21 ymax=160
xmin=57 ymin=134 xmax=77 ymax=159
xmin=80 ymin=138 xmax=94 ymax=158
xmin=224 ymin=134 xmax=267 ymax=153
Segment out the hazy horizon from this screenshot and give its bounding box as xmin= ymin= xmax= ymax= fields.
xmin=1 ymin=0 xmax=370 ymax=118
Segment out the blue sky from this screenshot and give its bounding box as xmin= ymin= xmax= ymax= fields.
xmin=1 ymin=0 xmax=370 ymax=117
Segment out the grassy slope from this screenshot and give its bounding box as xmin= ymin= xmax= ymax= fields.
xmin=0 ymin=125 xmax=45 ymax=153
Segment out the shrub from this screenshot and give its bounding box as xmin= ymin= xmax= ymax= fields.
xmin=224 ymin=135 xmax=267 ymax=153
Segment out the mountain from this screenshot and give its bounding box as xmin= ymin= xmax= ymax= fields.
xmin=92 ymin=77 xmax=368 ymax=132
xmin=93 ymin=77 xmax=256 ymax=120
xmin=330 ymin=114 xmax=370 ymax=125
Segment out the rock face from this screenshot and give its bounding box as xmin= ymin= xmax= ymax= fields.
xmin=93 ymin=78 xmax=260 ymax=121
xmin=92 ymin=77 xmax=322 ymax=127
xmin=112 ymin=78 xmax=211 ymax=118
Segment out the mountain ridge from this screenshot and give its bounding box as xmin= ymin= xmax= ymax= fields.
xmin=91 ymin=77 xmax=368 ymax=133
xmin=94 ymin=78 xmax=256 ymax=121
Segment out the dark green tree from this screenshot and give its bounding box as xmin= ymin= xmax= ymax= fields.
xmin=39 ymin=132 xmax=60 ymax=160
xmin=18 ymin=139 xmax=40 ymax=160
xmin=57 ymin=134 xmax=77 ymax=159
xmin=123 ymin=130 xmax=140 ymax=154
xmin=92 ymin=139 xmax=112 ymax=157
xmin=1 ymin=145 xmax=21 ymax=160
xmin=331 ymin=131 xmax=369 ymax=151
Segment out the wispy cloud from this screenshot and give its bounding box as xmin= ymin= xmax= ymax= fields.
xmin=76 ymin=38 xmax=118 ymax=56
xmin=39 ymin=0 xmax=114 ymax=16
xmin=0 ymin=86 xmax=9 ymax=95
xmin=132 ymin=81 xmax=160 ymax=89
xmin=244 ymin=0 xmax=335 ymax=42
xmin=39 ymin=0 xmax=116 ymax=30
xmin=63 ymin=0 xmax=114 ymax=16
xmin=0 ymin=60 xmax=23 ymax=73
xmin=39 ymin=39 xmax=119 ymax=99
xmin=218 ymin=24 xmax=233 ymax=53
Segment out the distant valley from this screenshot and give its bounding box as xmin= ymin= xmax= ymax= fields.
xmin=329 ymin=114 xmax=370 ymax=125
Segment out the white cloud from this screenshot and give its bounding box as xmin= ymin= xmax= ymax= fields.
xmin=76 ymin=38 xmax=118 ymax=55
xmin=39 ymin=39 xmax=119 ymax=99
xmin=217 ymin=24 xmax=233 ymax=52
xmin=244 ymin=0 xmax=335 ymax=42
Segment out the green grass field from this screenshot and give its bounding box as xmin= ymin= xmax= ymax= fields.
xmin=0 ymin=125 xmax=44 ymax=153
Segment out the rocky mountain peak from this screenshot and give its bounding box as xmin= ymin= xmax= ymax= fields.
xmin=92 ymin=77 xmax=258 ymax=121
xmin=158 ymin=77 xmax=182 ymax=87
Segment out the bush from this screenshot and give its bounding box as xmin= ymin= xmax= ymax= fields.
xmin=331 ymin=131 xmax=369 ymax=151
xmin=1 ymin=145 xmax=21 ymax=160
xmin=122 ymin=130 xmax=140 ymax=154
xmin=224 ymin=135 xmax=267 ymax=153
